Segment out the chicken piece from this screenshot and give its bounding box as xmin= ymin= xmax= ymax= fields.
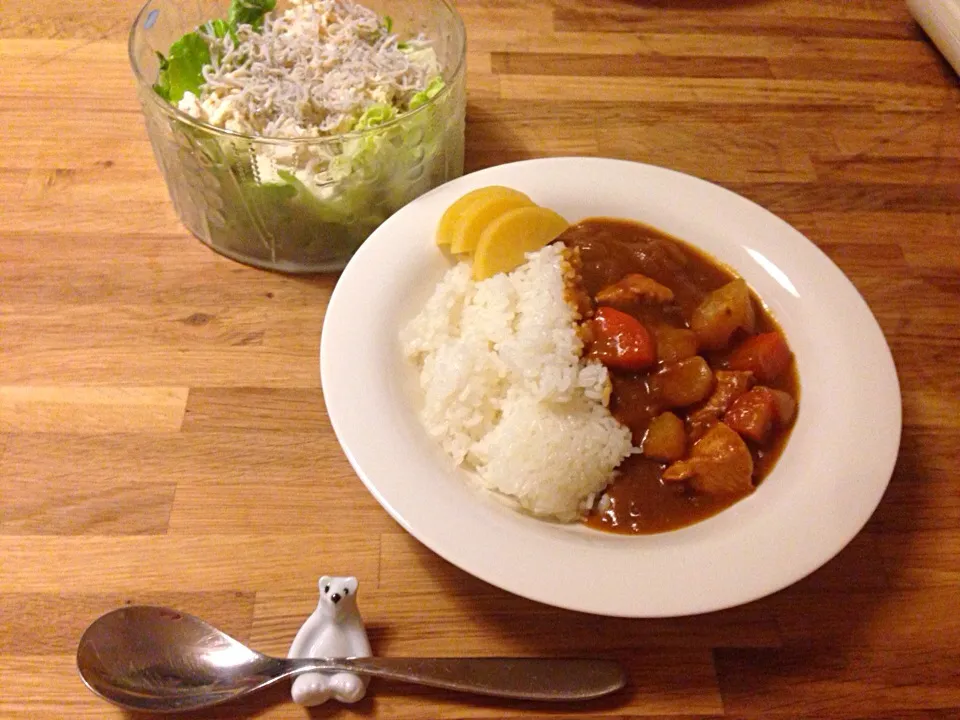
xmin=595 ymin=274 xmax=675 ymax=307
xmin=686 ymin=414 xmax=718 ymax=444
xmin=662 ymin=423 xmax=754 ymax=496
xmin=687 ymin=370 xmax=755 ymax=440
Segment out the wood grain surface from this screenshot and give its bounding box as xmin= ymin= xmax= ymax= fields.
xmin=2 ymin=0 xmax=959 ymax=717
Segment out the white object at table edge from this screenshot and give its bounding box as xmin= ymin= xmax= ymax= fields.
xmin=907 ymin=0 xmax=960 ymax=76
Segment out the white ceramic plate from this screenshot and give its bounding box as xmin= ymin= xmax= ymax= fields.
xmin=321 ymin=157 xmax=901 ymax=618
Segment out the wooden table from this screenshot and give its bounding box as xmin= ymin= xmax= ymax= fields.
xmin=2 ymin=0 xmax=959 ymax=717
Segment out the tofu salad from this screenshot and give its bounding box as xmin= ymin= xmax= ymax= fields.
xmin=149 ymin=0 xmax=464 ymax=269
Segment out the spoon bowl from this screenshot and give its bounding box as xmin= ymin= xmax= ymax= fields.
xmin=77 ymin=606 xmax=287 ymax=712
xmin=77 ymin=606 xmax=627 ymax=712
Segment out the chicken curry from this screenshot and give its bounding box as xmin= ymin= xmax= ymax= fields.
xmin=558 ymin=218 xmax=800 ymax=534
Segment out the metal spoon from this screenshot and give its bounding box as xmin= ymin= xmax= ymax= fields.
xmin=77 ymin=606 xmax=626 ymax=712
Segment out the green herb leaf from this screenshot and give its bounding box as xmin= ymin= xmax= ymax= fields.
xmin=382 ymin=15 xmax=393 ymax=33
xmin=202 ymin=18 xmax=229 ymax=39
xmin=154 ymin=31 xmax=211 ymax=103
xmin=228 ymin=0 xmax=277 ymax=30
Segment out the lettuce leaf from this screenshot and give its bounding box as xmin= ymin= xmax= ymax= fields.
xmin=277 ymin=170 xmax=378 ymax=225
xmin=354 ymin=104 xmax=398 ymax=130
xmin=409 ymin=76 xmax=445 ymax=110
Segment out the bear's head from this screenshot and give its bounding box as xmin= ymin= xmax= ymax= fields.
xmin=316 ymin=576 xmax=360 ymax=618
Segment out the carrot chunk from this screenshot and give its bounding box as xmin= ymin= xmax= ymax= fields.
xmin=724 ymin=388 xmax=777 ymax=444
xmin=587 ymin=306 xmax=656 ymax=371
xmin=726 ymin=332 xmax=792 ymax=383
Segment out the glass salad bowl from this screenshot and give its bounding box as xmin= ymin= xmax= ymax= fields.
xmin=128 ymin=0 xmax=466 ymax=272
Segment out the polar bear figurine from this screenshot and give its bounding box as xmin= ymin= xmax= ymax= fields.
xmin=287 ymin=576 xmax=372 ymax=706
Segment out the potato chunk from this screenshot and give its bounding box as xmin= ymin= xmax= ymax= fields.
xmin=653 ymin=356 xmax=714 ymax=408
xmin=768 ymin=388 xmax=797 ymax=425
xmin=654 ymin=327 xmax=699 ymax=364
xmin=690 ymin=279 xmax=756 ymax=350
xmin=642 ymin=412 xmax=686 ymax=463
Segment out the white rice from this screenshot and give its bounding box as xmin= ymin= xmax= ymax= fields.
xmin=401 ymin=244 xmax=634 ymax=521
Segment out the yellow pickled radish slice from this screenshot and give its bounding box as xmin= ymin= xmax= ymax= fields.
xmin=435 ymin=186 xmax=531 ymax=246
xmin=447 ymin=193 xmax=535 ymax=255
xmin=472 ymin=206 xmax=571 ymax=281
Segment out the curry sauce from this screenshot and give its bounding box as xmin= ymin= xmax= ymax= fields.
xmin=557 ymin=218 xmax=800 ymax=534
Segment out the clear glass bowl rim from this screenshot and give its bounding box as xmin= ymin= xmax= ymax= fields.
xmin=127 ymin=0 xmax=467 ymax=147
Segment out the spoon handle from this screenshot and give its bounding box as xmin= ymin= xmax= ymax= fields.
xmin=286 ymin=656 xmax=626 ymax=701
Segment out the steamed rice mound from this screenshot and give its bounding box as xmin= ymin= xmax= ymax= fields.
xmin=401 ymin=244 xmax=634 ymax=521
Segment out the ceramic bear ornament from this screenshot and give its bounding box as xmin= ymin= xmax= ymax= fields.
xmin=287 ymin=576 xmax=372 ymax=706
